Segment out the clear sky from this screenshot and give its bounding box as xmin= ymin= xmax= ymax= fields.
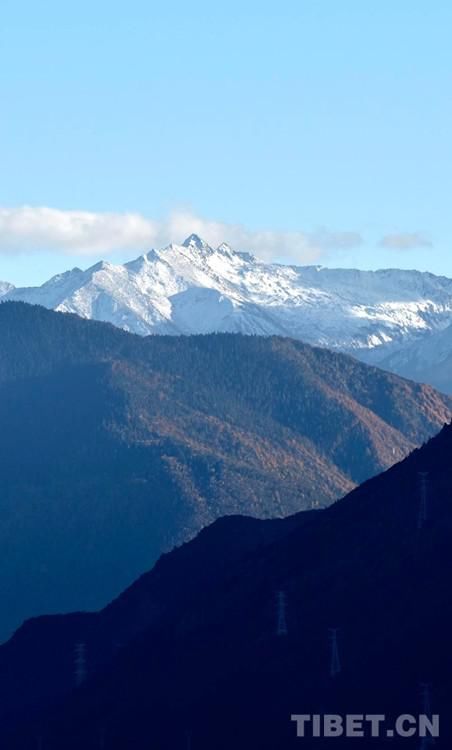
xmin=1 ymin=0 xmax=451 ymax=286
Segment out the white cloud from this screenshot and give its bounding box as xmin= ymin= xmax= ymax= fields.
xmin=0 ymin=205 xmax=363 ymax=263
xmin=0 ymin=206 xmax=157 ymax=255
xmin=379 ymin=232 xmax=432 ymax=250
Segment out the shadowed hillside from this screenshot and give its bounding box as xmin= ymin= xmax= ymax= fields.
xmin=0 ymin=301 xmax=450 ymax=641
xmin=2 ymin=419 xmax=452 ymax=747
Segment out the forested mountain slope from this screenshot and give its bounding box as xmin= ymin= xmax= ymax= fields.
xmin=0 ymin=301 xmax=450 ymax=641
xmin=2 ymin=417 xmax=452 ymax=747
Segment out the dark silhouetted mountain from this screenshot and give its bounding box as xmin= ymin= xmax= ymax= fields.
xmin=0 ymin=301 xmax=450 ymax=642
xmin=2 ymin=418 xmax=452 ymax=747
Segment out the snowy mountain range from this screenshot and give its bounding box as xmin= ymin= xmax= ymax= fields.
xmin=2 ymin=233 xmax=452 ymax=391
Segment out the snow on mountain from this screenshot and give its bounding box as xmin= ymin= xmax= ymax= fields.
xmin=370 ymin=322 xmax=452 ymax=394
xmin=0 ymin=281 xmax=15 ymax=297
xmin=5 ymin=235 xmax=452 ymax=389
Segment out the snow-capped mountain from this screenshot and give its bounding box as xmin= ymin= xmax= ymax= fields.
xmin=0 ymin=281 xmax=14 ymax=297
xmin=370 ymin=322 xmax=452 ymax=394
xmin=4 ymin=233 xmax=452 ymax=389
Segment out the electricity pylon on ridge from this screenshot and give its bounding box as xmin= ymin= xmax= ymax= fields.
xmin=276 ymin=590 xmax=288 ymax=636
xmin=418 ymin=472 xmax=430 ymax=530
xmin=419 ymin=683 xmax=435 ymax=748
xmin=74 ymin=642 xmax=87 ymax=687
xmin=99 ymin=726 xmax=107 ymax=750
xmin=328 ymin=628 xmax=341 ymax=678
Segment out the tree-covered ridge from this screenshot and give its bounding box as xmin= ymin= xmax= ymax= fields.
xmin=0 ymin=301 xmax=450 ymax=641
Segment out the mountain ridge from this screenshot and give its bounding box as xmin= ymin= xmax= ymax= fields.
xmin=3 ymin=237 xmax=452 ymax=390
xmin=0 ymin=301 xmax=450 ymax=641
xmin=2 ymin=418 xmax=452 ymax=747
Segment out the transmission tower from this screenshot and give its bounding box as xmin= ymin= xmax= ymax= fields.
xmin=329 ymin=629 xmax=341 ymax=678
xmin=276 ymin=590 xmax=288 ymax=636
xmin=419 ymin=683 xmax=435 ymax=748
xmin=74 ymin=642 xmax=87 ymax=686
xmin=418 ymin=472 xmax=430 ymax=529
xmin=99 ymin=726 xmax=106 ymax=750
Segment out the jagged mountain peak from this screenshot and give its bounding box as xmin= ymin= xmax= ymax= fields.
xmin=0 ymin=281 xmax=15 ymax=297
xmin=217 ymin=241 xmax=232 ymax=252
xmin=181 ymin=233 xmax=211 ymax=251
xmin=4 ymin=242 xmax=452 ymax=390
xmin=84 ymin=259 xmax=118 ymax=274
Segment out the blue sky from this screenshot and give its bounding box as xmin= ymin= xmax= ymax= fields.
xmin=1 ymin=0 xmax=451 ymax=285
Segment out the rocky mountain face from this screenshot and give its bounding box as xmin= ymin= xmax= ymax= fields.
xmin=3 ymin=235 xmax=452 ymax=390
xmin=2 ymin=410 xmax=452 ymax=748
xmin=0 ymin=302 xmax=450 ymax=641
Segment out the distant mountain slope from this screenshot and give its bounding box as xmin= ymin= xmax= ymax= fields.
xmin=0 ymin=302 xmax=450 ymax=642
xmin=5 ymin=235 xmax=452 ymax=392
xmin=3 ymin=411 xmax=452 ymax=748
xmin=372 ymin=321 xmax=452 ymax=394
